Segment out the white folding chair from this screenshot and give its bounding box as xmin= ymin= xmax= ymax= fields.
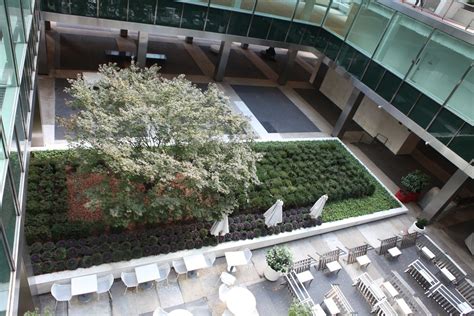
xmin=157 ymin=263 xmax=171 ymax=286
xmin=121 ymin=271 xmax=139 ymax=294
xmin=172 ymin=259 xmax=188 ymax=280
xmin=51 ymin=283 xmax=72 ymax=311
xmin=97 ymin=274 xmax=114 ymax=300
xmin=205 ymin=252 xmax=216 ymax=268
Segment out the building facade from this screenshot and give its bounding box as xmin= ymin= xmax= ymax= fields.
xmin=1 ymin=0 xmax=39 ymax=314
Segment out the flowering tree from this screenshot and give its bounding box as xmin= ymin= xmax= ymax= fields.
xmin=63 ymin=64 xmax=260 ymax=227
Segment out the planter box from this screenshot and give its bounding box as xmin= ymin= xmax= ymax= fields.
xmin=395 ymin=190 xmax=420 ymax=203
xmin=28 ymin=205 xmax=407 ymax=296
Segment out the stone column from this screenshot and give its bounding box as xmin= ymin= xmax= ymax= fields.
xmin=38 ymin=21 xmax=49 ymax=75
xmin=277 ymin=48 xmax=298 ymax=85
xmin=311 ymin=61 xmax=329 ymax=91
xmin=422 ymin=168 xmax=469 ymax=222
xmin=331 ymin=88 xmax=364 ymax=138
xmin=213 ymin=40 xmax=232 ymax=82
xmin=136 ymin=31 xmax=149 ymax=68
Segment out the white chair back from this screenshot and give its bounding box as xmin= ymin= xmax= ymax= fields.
xmin=244 ymin=248 xmax=253 ymax=263
xmin=205 ymin=252 xmax=216 ymax=267
xmin=121 ymin=271 xmax=138 ymax=287
xmin=172 ymin=259 xmax=187 ymax=274
xmin=97 ymin=274 xmax=114 ymax=293
xmin=158 ymin=263 xmax=171 ymax=282
xmin=51 ymin=283 xmax=72 ymax=302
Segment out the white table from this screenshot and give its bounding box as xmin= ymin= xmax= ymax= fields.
xmin=440 ymin=267 xmax=456 ymax=283
xmin=382 ymin=281 xmax=399 ymax=298
xmin=312 ymin=304 xmax=327 ymax=316
xmin=369 ymin=284 xmax=386 ymax=301
xmin=421 ymin=246 xmax=435 ymax=260
xmin=71 ymin=274 xmax=98 ymax=302
xmin=135 ymin=264 xmax=161 ymax=284
xmin=296 ymin=270 xmax=314 ymax=287
xmin=356 ymin=255 xmax=371 ymax=268
xmin=326 ymin=261 xmax=342 ymax=274
xmin=225 ymin=251 xmax=248 ymax=272
xmin=419 ymin=269 xmax=434 ymax=284
xmin=183 ymin=254 xmax=208 ymax=272
xmin=323 ymin=298 xmax=340 ymax=316
xmin=226 ymin=287 xmax=257 ymax=315
xmin=388 ymin=247 xmax=402 ymax=258
xmin=458 ymin=302 xmax=473 ymax=314
xmin=169 ymin=309 xmax=193 ymax=316
xmin=395 ymin=298 xmax=413 ymax=315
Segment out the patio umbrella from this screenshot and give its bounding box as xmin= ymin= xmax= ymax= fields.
xmin=310 ymin=194 xmax=328 ymax=219
xmin=264 ymin=199 xmax=283 ymax=227
xmin=210 ymin=214 xmax=229 ymax=236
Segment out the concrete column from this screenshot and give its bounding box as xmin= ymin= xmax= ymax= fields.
xmin=185 ymin=36 xmax=193 ymax=44
xmin=241 ymin=43 xmax=249 ymax=49
xmin=312 ymin=61 xmax=329 ymax=91
xmin=277 ymin=48 xmax=298 ymax=85
xmin=120 ymin=29 xmax=128 ymax=37
xmin=422 ymin=168 xmax=469 ymax=222
xmin=331 ymin=88 xmax=364 ymax=138
xmin=38 ymin=21 xmax=49 ymax=75
xmin=302 ymin=0 xmax=316 ymax=20
xmin=213 ymin=40 xmax=232 ymax=82
xmin=136 ymin=31 xmax=149 ymax=68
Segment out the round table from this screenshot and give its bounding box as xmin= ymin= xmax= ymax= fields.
xmin=168 ymin=309 xmax=193 ymax=316
xmin=225 ymin=287 xmax=257 ymax=315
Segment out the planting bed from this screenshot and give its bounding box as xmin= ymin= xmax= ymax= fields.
xmin=26 ymin=140 xmax=399 ymax=275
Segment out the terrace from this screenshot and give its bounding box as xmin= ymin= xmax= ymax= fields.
xmin=34 ymin=218 xmax=473 ymax=316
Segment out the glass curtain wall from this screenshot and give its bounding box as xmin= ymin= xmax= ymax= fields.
xmin=294 ymin=0 xmax=330 ymax=26
xmin=323 ymin=0 xmax=362 ymax=39
xmin=446 ymin=67 xmax=473 ymax=126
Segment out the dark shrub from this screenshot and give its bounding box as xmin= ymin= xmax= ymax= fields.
xmin=146 ymin=236 xmax=158 ymax=246
xmin=29 ymin=242 xmax=43 ymax=254
xmin=130 ymin=239 xmax=141 ymax=248
xmin=150 ymin=245 xmax=161 ymax=255
xmin=25 ymin=225 xmax=52 ymax=245
xmin=199 ymin=228 xmax=208 ymax=239
xmin=143 ymin=246 xmax=152 ymax=256
xmin=243 ymin=222 xmax=252 ymax=230
xmin=66 ymin=248 xmax=78 ymax=260
xmin=119 ymin=241 xmax=131 ymax=251
xmin=103 ymin=252 xmax=113 ymax=263
xmin=98 ymin=243 xmax=111 ymax=253
xmin=123 ymin=250 xmax=132 ymax=260
xmin=177 ymin=241 xmax=186 ymax=250
xmin=186 ymin=240 xmax=195 ymax=249
xmin=254 ymin=228 xmax=262 ymax=238
xmin=31 ymin=254 xmax=41 ymax=263
xmin=43 ymin=242 xmax=55 ymax=251
xmin=80 ymin=246 xmax=93 ymax=256
xmin=195 ymin=239 xmax=203 ymax=249
xmin=241 ymin=232 xmax=248 ymax=240
xmin=32 ymin=263 xmax=42 ymax=275
xmin=65 ymin=239 xmax=78 ymax=248
xmin=231 ymin=232 xmax=241 ymax=241
xmin=41 ymin=261 xmax=54 ymax=274
xmin=112 ymin=250 xmax=124 ymax=262
xmin=81 ymin=256 xmax=93 ymax=268
xmin=41 ymin=251 xmax=53 ymax=261
xmin=54 ymin=261 xmax=66 ymax=271
xmin=169 ymin=235 xmax=178 ymax=243
xmin=161 ymin=244 xmax=170 ymax=254
xmin=108 ymin=234 xmax=119 ymax=242
xmin=91 ymin=253 xmax=103 ymax=265
xmin=53 ymin=248 xmax=67 ymax=261
xmin=169 ymin=242 xmax=178 ymax=252
xmin=66 ymin=258 xmax=79 ymax=270
xmin=131 ymin=247 xmax=143 ymax=259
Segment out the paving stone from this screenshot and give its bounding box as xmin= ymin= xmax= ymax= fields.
xmin=110 ymin=282 xmax=160 ymax=316
xmin=68 ymin=294 xmax=111 ymax=316
xmin=156 ymin=282 xmax=184 ymax=308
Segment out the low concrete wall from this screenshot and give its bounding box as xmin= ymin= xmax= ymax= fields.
xmin=28 ymin=205 xmax=407 ymax=296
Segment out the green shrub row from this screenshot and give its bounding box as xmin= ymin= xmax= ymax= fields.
xmin=30 ymin=210 xmax=321 ymax=275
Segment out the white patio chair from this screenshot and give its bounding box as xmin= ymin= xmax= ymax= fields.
xmin=218 ymin=284 xmax=231 ymax=303
xmin=97 ymin=274 xmax=114 ymax=300
xmin=121 ymin=271 xmax=139 ymax=294
xmin=172 ymin=259 xmax=188 ymax=280
xmin=220 ymin=271 xmax=236 ymax=286
xmin=157 ymin=263 xmax=171 ymax=286
xmin=51 ymin=283 xmax=72 ymax=311
xmin=205 ymin=252 xmax=216 ymax=268
xmin=153 ymin=307 xmax=169 ymax=316
xmin=243 ymin=248 xmax=253 ymax=263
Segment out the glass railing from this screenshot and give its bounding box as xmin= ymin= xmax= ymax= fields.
xmin=39 ymin=0 xmax=474 ymax=163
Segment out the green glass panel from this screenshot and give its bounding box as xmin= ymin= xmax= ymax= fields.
xmin=6 ymin=0 xmax=27 ymax=68
xmin=300 ymin=24 xmax=319 ymax=46
xmin=248 ymin=15 xmax=271 ymax=39
xmin=323 ymin=0 xmax=361 ymax=39
xmin=408 ymin=94 xmax=440 ymax=128
xmin=41 ymin=0 xmax=69 ymax=13
xmin=374 ymin=14 xmax=431 ymax=78
xmin=99 ymin=0 xmax=127 ymax=20
xmin=346 ymin=2 xmax=394 ymax=56
xmin=294 ymin=0 xmax=330 ymax=26
xmin=392 ymin=82 xmax=420 ymax=114
xmin=336 ymin=44 xmax=354 ymax=70
xmin=205 ymin=8 xmax=231 ymax=33
xmin=0 ymin=241 xmax=11 ymax=316
xmin=20 ymin=0 xmax=33 ymax=32
xmin=449 ymin=124 xmax=474 ymax=162
xmin=313 ymin=28 xmax=327 ymax=51
xmin=227 ymin=11 xmax=252 ymax=36
xmin=407 ymin=31 xmax=473 ymax=104
xmin=286 ymin=23 xmax=305 ymax=44
xmin=361 ymin=61 xmax=384 ymax=90
xmin=181 ymin=3 xmax=208 ymax=30
xmin=376 ymin=70 xmax=401 ymax=101
xmin=255 ymin=0 xmax=294 ymax=20
xmin=446 ymin=67 xmax=473 ymax=126
xmin=9 ymin=138 xmax=21 ymax=196
xmin=267 ymin=19 xmax=290 ymax=42
xmin=156 ymin=0 xmax=183 ymax=27
xmin=0 ymin=2 xmax=17 ymax=87
xmin=428 ymin=109 xmax=464 ymax=145
xmin=324 ymin=32 xmax=342 ymax=60
xmin=348 ymin=50 xmax=369 ymax=79
xmin=70 ymin=0 xmax=97 ymax=17
xmin=1 ymin=175 xmax=17 ymax=251
xmin=128 ymin=0 xmax=156 ymax=23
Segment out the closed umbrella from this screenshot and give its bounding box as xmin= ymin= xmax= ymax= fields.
xmin=264 ymin=199 xmax=283 ymax=227
xmin=210 ymin=215 xmax=229 ymax=236
xmin=310 ymin=194 xmax=328 ymax=219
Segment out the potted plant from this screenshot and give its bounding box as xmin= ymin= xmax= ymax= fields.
xmin=408 ymin=217 xmax=428 ymax=234
xmin=288 ymin=299 xmax=312 ymax=316
xmin=264 ymin=246 xmax=293 ymax=281
xmin=395 ymin=170 xmax=430 ymax=203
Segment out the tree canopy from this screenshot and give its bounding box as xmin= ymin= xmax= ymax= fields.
xmin=63 ymin=64 xmax=260 ymax=227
